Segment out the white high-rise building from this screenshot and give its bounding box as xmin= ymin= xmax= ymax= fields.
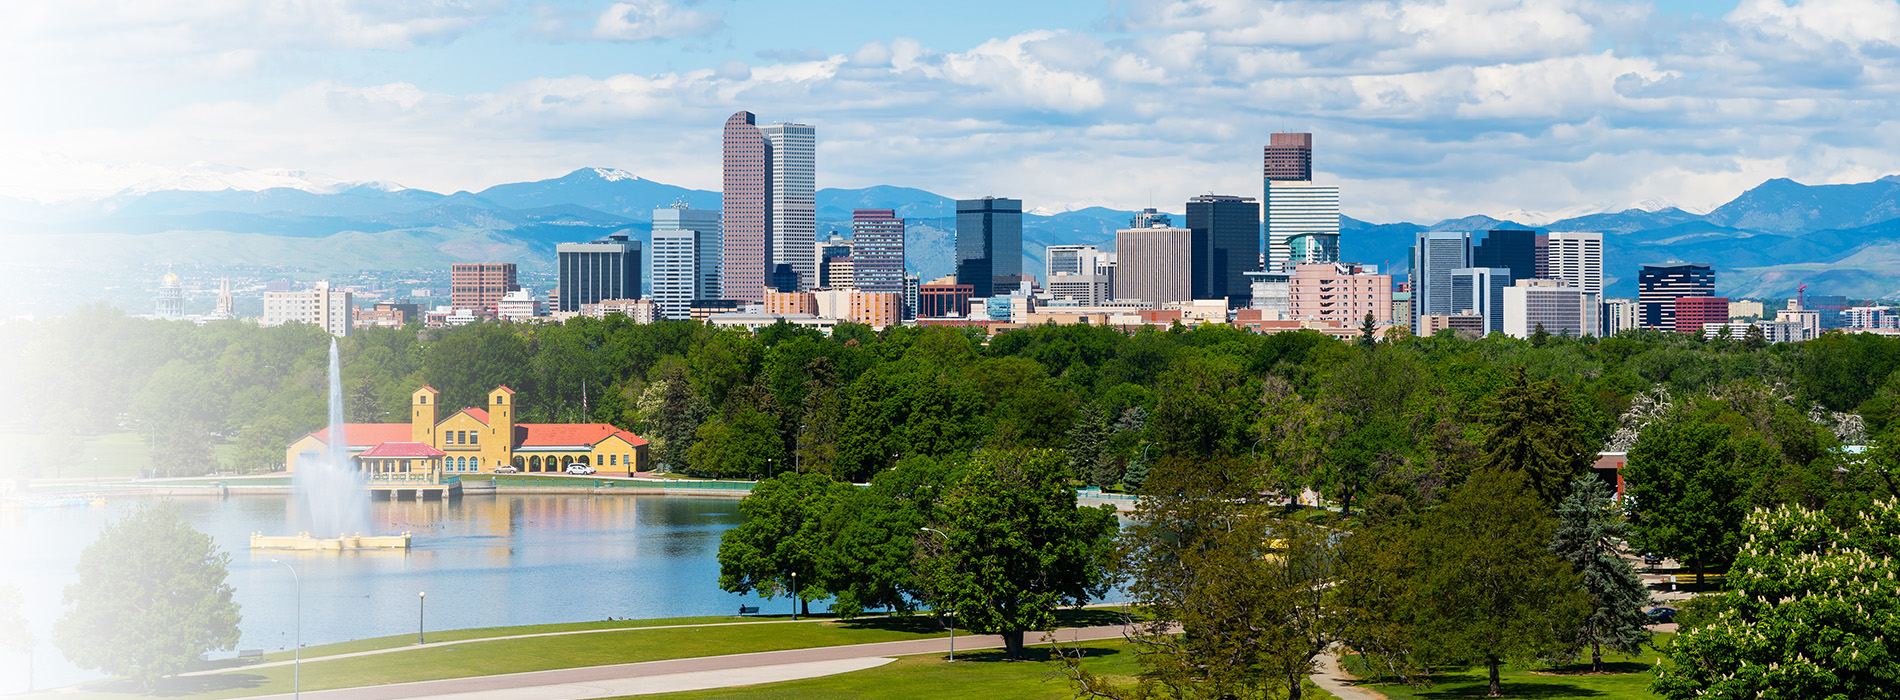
xmin=262 ymin=281 xmax=352 ymax=337
xmin=651 ymin=205 xmax=723 ymax=320
xmin=1265 ymin=181 xmax=1340 ymax=267
xmin=1545 ymin=232 xmax=1603 ymax=295
xmin=1604 ymin=298 xmax=1641 ymax=336
xmin=761 ymin=123 xmax=816 ymax=290
xmin=1504 ymin=279 xmax=1599 ymax=338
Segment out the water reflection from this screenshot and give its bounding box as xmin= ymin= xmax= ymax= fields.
xmin=0 ymin=494 xmax=785 ymax=694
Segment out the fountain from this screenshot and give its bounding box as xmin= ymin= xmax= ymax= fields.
xmin=254 ymin=339 xmax=410 ymax=551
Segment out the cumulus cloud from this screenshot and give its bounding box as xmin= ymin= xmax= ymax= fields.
xmin=591 ymin=0 xmax=723 ymax=41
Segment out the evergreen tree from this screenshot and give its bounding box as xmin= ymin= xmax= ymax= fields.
xmin=54 ymin=503 xmax=241 ymax=691
xmin=1532 ymin=323 xmax=1551 ymax=348
xmin=1359 ymin=312 xmax=1378 ymax=347
xmin=1550 ymin=475 xmax=1652 ymax=672
xmin=1066 ymin=402 xmax=1117 ymax=488
xmin=1478 ymin=367 xmax=1590 ymax=504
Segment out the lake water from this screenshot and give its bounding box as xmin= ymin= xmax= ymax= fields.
xmin=0 ymin=493 xmax=807 ymax=693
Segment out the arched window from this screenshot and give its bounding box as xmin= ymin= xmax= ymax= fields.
xmin=529 ymin=456 xmax=542 ymax=471
xmin=472 ymin=457 xmax=481 ymax=471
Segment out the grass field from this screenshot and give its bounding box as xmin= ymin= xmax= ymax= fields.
xmin=1342 ymin=639 xmax=1670 ymax=700
xmin=639 ymin=641 xmax=1337 ymax=700
xmin=62 ymin=609 xmax=1130 ymax=700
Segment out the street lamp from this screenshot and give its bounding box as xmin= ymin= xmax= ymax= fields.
xmin=417 ymin=592 xmax=426 ymax=644
xmin=790 ymin=572 xmax=798 ymax=621
xmin=919 ymin=527 xmax=954 ymax=662
xmin=268 ymin=559 xmax=300 ymax=700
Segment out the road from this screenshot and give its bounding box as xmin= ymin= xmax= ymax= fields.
xmin=239 ymin=625 xmax=1130 ymax=700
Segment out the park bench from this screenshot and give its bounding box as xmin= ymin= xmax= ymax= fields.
xmin=1665 ymin=572 xmax=1726 ymax=590
xmin=738 ymin=605 xmax=760 ymax=616
xmin=238 ymin=649 xmax=264 ymax=662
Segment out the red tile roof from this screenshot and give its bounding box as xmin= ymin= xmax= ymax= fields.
xmin=493 ymin=385 xmax=517 ymax=394
xmin=307 ymin=424 xmax=414 ymax=447
xmin=360 ymin=442 xmax=446 ymax=458
xmin=455 ymin=407 xmax=490 ymax=424
xmin=516 ymin=423 xmax=649 ymax=448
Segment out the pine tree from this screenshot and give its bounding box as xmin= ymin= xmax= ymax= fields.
xmin=1359 ymin=312 xmax=1378 ymax=347
xmin=1479 ymin=367 xmax=1590 ymax=504
xmin=1549 ymin=475 xmax=1652 ymax=672
xmin=1532 ymin=323 xmax=1551 ymax=347
xmin=1066 ymin=402 xmax=1116 ymax=488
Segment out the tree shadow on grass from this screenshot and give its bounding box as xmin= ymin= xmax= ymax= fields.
xmin=1400 ymin=672 xmax=1609 ymax=699
xmin=1536 ymin=661 xmax=1650 ymax=675
xmin=831 ymin=607 xmax=1133 ymax=635
xmin=925 ymin=645 xmax=1127 ymax=664
xmin=81 ymin=673 xmax=269 ymax=698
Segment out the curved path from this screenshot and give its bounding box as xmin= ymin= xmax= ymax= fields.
xmin=239 ymin=625 xmax=1129 ymax=700
xmin=1309 ymin=651 xmax=1385 ymax=700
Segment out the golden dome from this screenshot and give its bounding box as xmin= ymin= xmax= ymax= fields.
xmin=161 ymin=272 xmax=181 ymax=287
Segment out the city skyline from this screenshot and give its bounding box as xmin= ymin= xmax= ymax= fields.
xmin=5 ymin=0 xmax=1895 ymax=225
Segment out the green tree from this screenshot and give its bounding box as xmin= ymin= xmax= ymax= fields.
xmin=1067 ymin=402 xmax=1117 ymax=488
xmin=1654 ymin=500 xmax=1900 ymax=700
xmin=633 ymin=365 xmax=711 ymax=472
xmin=1549 ymin=475 xmax=1651 ymax=672
xmin=1532 ymin=323 xmax=1551 ymax=348
xmin=1413 ymin=469 xmax=1589 ymax=697
xmin=0 ymin=581 xmax=33 ymax=691
xmin=53 ymin=503 xmax=241 ymax=691
xmin=716 ymin=472 xmax=855 ymax=616
xmin=687 ymin=404 xmax=785 ymax=479
xmin=1623 ymin=404 xmax=1771 ymax=583
xmin=1359 ymin=312 xmax=1378 ymax=347
xmin=1478 ymin=369 xmax=1592 ymax=504
xmin=924 ymin=448 xmax=1118 ymax=658
xmin=820 ymin=457 xmax=956 ymax=618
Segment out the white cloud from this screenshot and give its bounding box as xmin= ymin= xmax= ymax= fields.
xmin=591 ymin=0 xmax=723 ymax=41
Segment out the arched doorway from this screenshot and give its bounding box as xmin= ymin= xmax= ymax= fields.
xmin=513 ymin=456 xmax=526 ymax=471
xmin=529 ymin=456 xmax=542 ymax=472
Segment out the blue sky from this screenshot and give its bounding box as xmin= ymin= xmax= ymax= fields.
xmin=2 ymin=0 xmax=1897 ymax=222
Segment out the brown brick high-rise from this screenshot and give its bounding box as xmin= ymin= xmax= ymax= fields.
xmin=450 ymin=263 xmax=518 ymax=313
xmin=1263 ymin=132 xmax=1313 ymax=181
xmin=723 ymin=111 xmax=769 ymax=303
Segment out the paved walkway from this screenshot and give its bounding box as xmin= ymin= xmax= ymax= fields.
xmin=239 ymin=625 xmax=1129 ymax=700
xmin=1310 ymin=650 xmax=1384 ymax=700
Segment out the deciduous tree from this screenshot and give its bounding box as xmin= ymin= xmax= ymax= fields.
xmin=716 ymin=472 xmax=854 ymax=616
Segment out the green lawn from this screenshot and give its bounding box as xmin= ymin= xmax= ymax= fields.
xmin=62 ymin=609 xmax=1130 ymax=700
xmin=1341 ymin=640 xmax=1669 ymax=700
xmin=640 ymin=640 xmax=1336 ymax=700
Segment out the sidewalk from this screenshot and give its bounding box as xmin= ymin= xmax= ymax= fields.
xmin=238 ymin=625 xmax=1129 ymax=700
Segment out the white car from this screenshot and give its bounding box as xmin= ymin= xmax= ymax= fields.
xmin=565 ymin=464 xmax=596 ymax=475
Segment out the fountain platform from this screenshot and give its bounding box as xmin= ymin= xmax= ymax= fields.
xmin=250 ymin=532 xmax=412 ymax=551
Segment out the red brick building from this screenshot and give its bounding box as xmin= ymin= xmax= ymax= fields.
xmin=450 ymin=263 xmax=518 ymax=313
xmin=1674 ymin=296 xmax=1729 ymax=335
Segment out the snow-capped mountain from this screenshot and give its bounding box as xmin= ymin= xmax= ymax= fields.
xmin=114 ymin=162 xmax=406 ymax=198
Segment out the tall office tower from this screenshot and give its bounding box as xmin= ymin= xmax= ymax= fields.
xmin=1504 ymin=279 xmax=1599 ymax=338
xmin=1264 ymin=132 xmax=1313 ymax=180
xmin=1186 ymin=194 xmax=1261 ymax=304
xmin=1263 ymin=132 xmax=1335 ymax=267
xmin=955 ymin=197 xmax=1023 ymax=298
xmin=1131 ymin=208 xmax=1173 ymax=228
xmin=1116 ymin=224 xmax=1193 ymax=304
xmin=762 ymin=122 xmax=817 ymax=290
xmin=769 ymin=264 xmax=800 ymax=293
xmin=850 ymin=209 xmax=906 ymax=294
xmin=1638 ymin=263 xmax=1714 ymax=330
xmin=1451 ymin=267 xmax=1513 ymax=334
xmin=722 ymin=112 xmax=769 ymax=302
xmin=1545 ymin=232 xmax=1604 ymax=295
xmin=1473 ymin=229 xmax=1538 ymax=283
xmin=651 ymin=205 xmax=722 ymax=320
xmin=450 ymin=263 xmax=519 ymax=313
xmin=903 ymin=273 xmax=920 ymax=320
xmin=1410 ymin=231 xmax=1473 ymax=334
xmin=1265 ymin=181 xmax=1340 ymax=267
xmin=1534 ymin=234 xmax=1551 ymax=278
xmin=556 ymin=233 xmax=642 ymax=313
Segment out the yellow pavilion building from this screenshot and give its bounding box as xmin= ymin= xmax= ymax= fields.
xmin=285 ymin=385 xmax=650 ymax=477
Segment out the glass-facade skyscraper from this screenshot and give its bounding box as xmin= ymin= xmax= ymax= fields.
xmin=1411 ymin=230 xmax=1472 ymax=334
xmin=1186 ymin=194 xmax=1260 ymax=304
xmin=556 ymin=233 xmax=641 ymax=312
xmin=1473 ymin=229 xmax=1538 ymax=283
xmin=651 ymin=205 xmax=721 ymax=320
xmin=956 ymin=197 xmax=1022 ymax=298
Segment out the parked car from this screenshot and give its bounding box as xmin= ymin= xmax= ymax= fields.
xmin=1643 ymin=553 xmax=1664 ymax=566
xmin=492 ymin=465 xmax=518 ymax=474
xmin=1646 ymin=606 xmax=1678 ymax=624
xmin=565 ymin=464 xmax=596 ymax=475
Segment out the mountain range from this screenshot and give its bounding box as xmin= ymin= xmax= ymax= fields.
xmin=6 ymin=167 xmax=1900 ymax=303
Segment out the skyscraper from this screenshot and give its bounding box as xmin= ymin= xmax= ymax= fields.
xmin=1545 ymin=232 xmax=1604 ymax=296
xmin=1263 ymin=133 xmax=1337 ymax=267
xmin=1473 ymin=229 xmax=1537 ymax=283
xmin=556 ymin=233 xmax=641 ymax=313
xmin=1451 ymin=267 xmax=1513 ymax=334
xmin=956 ymin=197 xmax=1023 ymax=298
xmin=1638 ymin=263 xmax=1715 ymax=330
xmin=1186 ymin=195 xmax=1261 ymax=304
xmin=1263 ymin=132 xmax=1313 ymax=181
xmin=651 ymin=204 xmax=722 ymax=320
xmin=1116 ymin=224 xmax=1193 ymax=305
xmin=1411 ymin=230 xmax=1472 ymax=334
xmin=850 ymin=209 xmax=906 ymax=294
xmin=722 ymin=112 xmax=769 ymax=303
xmin=762 ymin=122 xmax=817 ymax=290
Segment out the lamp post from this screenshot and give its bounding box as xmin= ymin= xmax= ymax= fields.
xmin=790 ymin=572 xmax=798 ymax=621
xmin=268 ymin=559 xmax=300 ymax=700
xmin=417 ymin=592 xmax=426 ymax=644
xmin=919 ymin=527 xmax=954 ymax=662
